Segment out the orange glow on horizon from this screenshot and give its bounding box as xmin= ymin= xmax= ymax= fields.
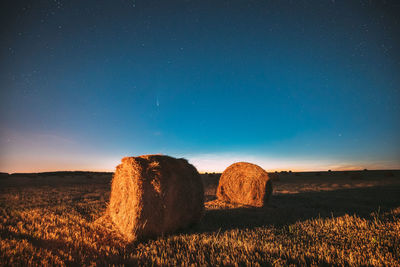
xmin=2 ymin=156 xmax=398 ymax=174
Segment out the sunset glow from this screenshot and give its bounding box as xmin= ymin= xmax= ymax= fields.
xmin=1 ymin=0 xmax=399 ymax=173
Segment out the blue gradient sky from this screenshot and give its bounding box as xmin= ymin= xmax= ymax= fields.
xmin=1 ymin=0 xmax=399 ymax=173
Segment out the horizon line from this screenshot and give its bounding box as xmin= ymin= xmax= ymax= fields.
xmin=2 ymin=168 xmax=400 ymax=175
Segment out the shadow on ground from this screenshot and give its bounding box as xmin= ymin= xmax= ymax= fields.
xmin=191 ymin=184 xmax=400 ymax=233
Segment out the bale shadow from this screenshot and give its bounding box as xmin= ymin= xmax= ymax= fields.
xmin=191 ymin=184 xmax=400 ymax=234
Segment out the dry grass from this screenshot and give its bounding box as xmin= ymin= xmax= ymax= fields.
xmin=1 ymin=170 xmax=400 ymax=266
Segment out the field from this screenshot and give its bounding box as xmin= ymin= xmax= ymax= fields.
xmin=1 ymin=170 xmax=400 ymax=266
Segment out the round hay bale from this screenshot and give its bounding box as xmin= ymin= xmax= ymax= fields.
xmin=108 ymin=155 xmax=204 ymax=241
xmin=216 ymin=162 xmax=272 ymax=207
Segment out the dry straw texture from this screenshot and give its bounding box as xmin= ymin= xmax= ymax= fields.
xmin=1 ymin=171 xmax=400 ymax=265
xmin=217 ymin=162 xmax=272 ymax=207
xmin=108 ymin=155 xmax=204 ymax=241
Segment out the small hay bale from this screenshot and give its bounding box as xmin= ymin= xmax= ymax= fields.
xmin=108 ymin=155 xmax=204 ymax=241
xmin=216 ymin=162 xmax=272 ymax=207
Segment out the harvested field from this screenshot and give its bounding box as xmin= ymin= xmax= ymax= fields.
xmin=1 ymin=170 xmax=400 ymax=266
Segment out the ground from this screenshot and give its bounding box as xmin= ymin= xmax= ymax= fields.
xmin=1 ymin=170 xmax=399 ymax=266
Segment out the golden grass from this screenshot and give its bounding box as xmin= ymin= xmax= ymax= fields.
xmin=1 ymin=171 xmax=400 ymax=266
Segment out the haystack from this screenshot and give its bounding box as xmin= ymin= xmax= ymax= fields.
xmin=108 ymin=155 xmax=204 ymax=241
xmin=216 ymin=162 xmax=272 ymax=207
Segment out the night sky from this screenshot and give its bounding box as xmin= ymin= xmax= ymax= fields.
xmin=1 ymin=0 xmax=399 ymax=173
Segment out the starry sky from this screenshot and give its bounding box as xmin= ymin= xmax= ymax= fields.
xmin=1 ymin=0 xmax=399 ymax=173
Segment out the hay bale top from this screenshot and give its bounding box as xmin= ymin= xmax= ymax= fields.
xmin=221 ymin=161 xmax=269 ymax=180
xmin=217 ymin=162 xmax=272 ymax=207
xmin=116 ymin=154 xmax=191 ymax=181
xmin=120 ymin=154 xmax=184 ymax=165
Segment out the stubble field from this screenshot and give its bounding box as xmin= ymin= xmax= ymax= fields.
xmin=1 ymin=170 xmax=399 ymax=266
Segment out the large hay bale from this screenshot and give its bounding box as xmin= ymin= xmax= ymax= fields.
xmin=108 ymin=155 xmax=204 ymax=241
xmin=216 ymin=162 xmax=272 ymax=207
